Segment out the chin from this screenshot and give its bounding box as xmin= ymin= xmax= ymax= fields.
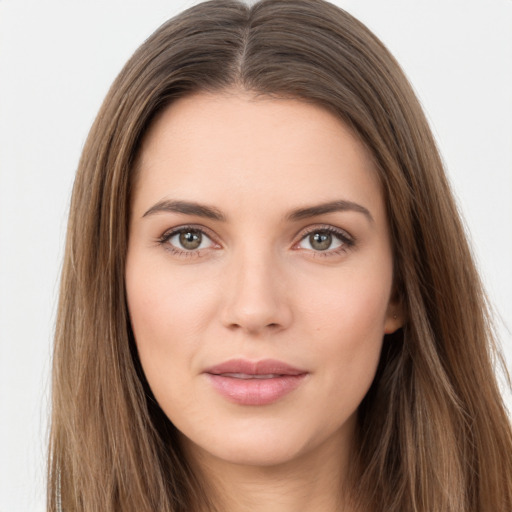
xmin=178 ymin=414 xmax=352 ymax=470
xmin=192 ymin=438 xmax=309 ymax=469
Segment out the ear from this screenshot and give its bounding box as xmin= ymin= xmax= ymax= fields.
xmin=383 ymin=293 xmax=405 ymax=334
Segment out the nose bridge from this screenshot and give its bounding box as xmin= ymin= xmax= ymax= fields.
xmin=221 ymin=240 xmax=291 ymax=333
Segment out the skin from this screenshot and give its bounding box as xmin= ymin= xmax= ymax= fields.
xmin=126 ymin=90 xmax=403 ymax=512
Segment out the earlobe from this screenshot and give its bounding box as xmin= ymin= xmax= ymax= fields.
xmin=384 ymin=303 xmax=405 ymax=334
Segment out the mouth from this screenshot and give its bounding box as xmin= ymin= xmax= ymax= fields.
xmin=216 ymin=373 xmax=286 ymax=379
xmin=204 ymin=359 xmax=308 ymax=406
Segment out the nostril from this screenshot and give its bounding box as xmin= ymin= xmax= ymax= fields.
xmin=225 ymin=321 xmax=282 ymax=334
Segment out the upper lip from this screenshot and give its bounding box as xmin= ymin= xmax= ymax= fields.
xmin=204 ymin=358 xmax=307 ymax=376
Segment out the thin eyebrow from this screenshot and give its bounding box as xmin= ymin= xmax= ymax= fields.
xmin=286 ymin=200 xmax=374 ymax=223
xmin=142 ymin=200 xmax=226 ymax=221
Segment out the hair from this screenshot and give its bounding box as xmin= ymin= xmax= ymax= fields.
xmin=48 ymin=0 xmax=512 ymax=510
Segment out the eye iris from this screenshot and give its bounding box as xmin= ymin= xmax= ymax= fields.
xmin=310 ymin=231 xmax=332 ymax=251
xmin=179 ymin=230 xmax=202 ymax=250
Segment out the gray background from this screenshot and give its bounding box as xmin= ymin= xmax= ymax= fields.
xmin=1 ymin=1 xmax=511 ymax=510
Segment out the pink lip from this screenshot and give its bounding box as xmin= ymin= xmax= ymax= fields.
xmin=204 ymin=359 xmax=308 ymax=406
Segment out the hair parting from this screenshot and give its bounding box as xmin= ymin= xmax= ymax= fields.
xmin=48 ymin=1 xmax=512 ymax=511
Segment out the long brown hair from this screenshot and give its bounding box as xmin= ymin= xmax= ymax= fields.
xmin=48 ymin=1 xmax=512 ymax=510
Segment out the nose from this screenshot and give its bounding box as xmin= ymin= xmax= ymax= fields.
xmin=220 ymin=248 xmax=293 ymax=335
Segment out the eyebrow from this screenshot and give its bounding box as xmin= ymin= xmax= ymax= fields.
xmin=142 ymin=199 xmax=226 ymax=221
xmin=142 ymin=198 xmax=373 ymax=223
xmin=286 ymin=200 xmax=374 ymax=223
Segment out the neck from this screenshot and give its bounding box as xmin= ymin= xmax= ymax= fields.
xmin=182 ymin=427 xmax=357 ymax=512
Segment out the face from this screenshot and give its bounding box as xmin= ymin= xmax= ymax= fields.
xmin=126 ymin=91 xmax=402 ymax=470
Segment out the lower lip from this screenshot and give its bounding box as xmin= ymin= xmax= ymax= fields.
xmin=206 ymin=374 xmax=307 ymax=406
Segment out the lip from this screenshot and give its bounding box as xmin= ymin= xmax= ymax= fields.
xmin=203 ymin=359 xmax=308 ymax=406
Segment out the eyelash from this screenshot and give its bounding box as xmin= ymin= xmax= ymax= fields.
xmin=295 ymin=225 xmax=355 ymax=257
xmin=157 ymin=224 xmax=355 ymax=258
xmin=157 ymin=224 xmax=218 ymax=258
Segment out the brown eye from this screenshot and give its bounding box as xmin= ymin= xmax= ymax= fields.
xmin=309 ymin=232 xmax=332 ymax=251
xmin=165 ymin=228 xmax=215 ymax=252
xmin=179 ymin=230 xmax=202 ymax=250
xmin=297 ymin=228 xmax=348 ymax=253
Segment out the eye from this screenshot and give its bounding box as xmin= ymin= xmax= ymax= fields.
xmin=160 ymin=227 xmax=216 ymax=253
xmin=296 ymin=227 xmax=353 ymax=253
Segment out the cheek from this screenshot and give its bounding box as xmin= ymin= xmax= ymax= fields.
xmin=125 ymin=261 xmax=205 ymax=399
xmin=126 ymin=257 xmax=218 ymax=345
xmin=298 ymin=261 xmax=392 ymax=337
xmin=308 ymin=289 xmax=387 ymax=375
xmin=125 ymin=257 xmax=218 ymax=418
xmin=297 ymin=265 xmax=391 ymax=397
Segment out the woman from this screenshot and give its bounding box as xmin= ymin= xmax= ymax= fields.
xmin=48 ymin=0 xmax=512 ymax=510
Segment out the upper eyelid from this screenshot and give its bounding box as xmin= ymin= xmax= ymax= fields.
xmin=161 ymin=224 xmax=218 ymax=241
xmin=294 ymin=224 xmax=354 ymax=243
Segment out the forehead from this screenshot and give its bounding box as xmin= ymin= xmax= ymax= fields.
xmin=133 ymin=91 xmax=383 ymax=220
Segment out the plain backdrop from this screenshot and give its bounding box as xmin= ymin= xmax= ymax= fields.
xmin=0 ymin=1 xmax=511 ymax=510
